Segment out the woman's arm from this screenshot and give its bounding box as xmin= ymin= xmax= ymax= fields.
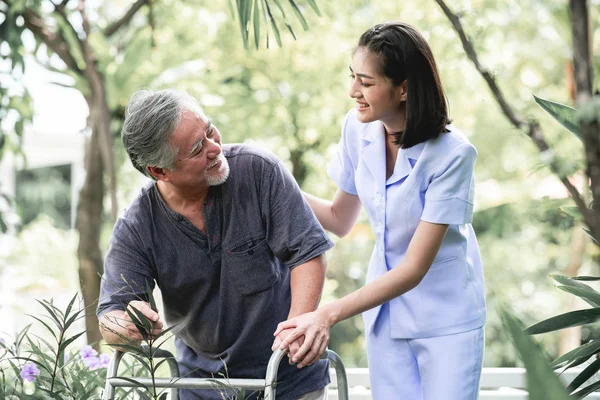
xmin=273 ymin=220 xmax=449 ymax=367
xmin=303 ymin=188 xmax=362 ymax=237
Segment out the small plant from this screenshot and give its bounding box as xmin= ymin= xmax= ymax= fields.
xmin=100 ymin=281 xmax=266 ymax=399
xmin=0 ymin=294 xmax=109 ymax=399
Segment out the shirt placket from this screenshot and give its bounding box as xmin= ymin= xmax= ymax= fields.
xmin=373 ymin=183 xmax=386 ymax=267
xmin=203 ymin=189 xmax=222 ymax=265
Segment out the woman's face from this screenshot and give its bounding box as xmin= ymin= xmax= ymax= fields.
xmin=348 ymin=47 xmax=406 ymax=129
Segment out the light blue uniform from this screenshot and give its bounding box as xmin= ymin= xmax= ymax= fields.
xmin=328 ymin=109 xmax=486 ymax=399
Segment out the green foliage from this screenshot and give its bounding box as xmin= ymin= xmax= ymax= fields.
xmin=0 ymin=294 xmax=109 ymax=399
xmin=231 ymin=0 xmax=321 ymax=49
xmin=520 ymin=274 xmax=600 ymax=397
xmin=500 ymin=307 xmax=571 ymax=400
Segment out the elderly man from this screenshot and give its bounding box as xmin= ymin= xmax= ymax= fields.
xmin=97 ymin=89 xmax=333 ymax=400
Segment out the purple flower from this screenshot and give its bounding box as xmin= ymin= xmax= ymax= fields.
xmin=20 ymin=362 xmax=40 ymax=382
xmin=98 ymin=353 xmax=111 ymax=368
xmin=83 ymin=356 xmax=101 ymax=369
xmin=80 ymin=345 xmax=98 ymax=360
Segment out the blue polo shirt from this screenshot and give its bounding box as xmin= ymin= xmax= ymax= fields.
xmin=98 ymin=144 xmax=334 ymax=399
xmin=328 ymin=109 xmax=486 ymax=338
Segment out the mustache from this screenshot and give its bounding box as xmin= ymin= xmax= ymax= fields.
xmin=206 ymin=154 xmax=225 ymax=170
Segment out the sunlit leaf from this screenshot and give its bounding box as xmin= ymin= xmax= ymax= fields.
xmin=533 ymin=94 xmax=581 ymax=140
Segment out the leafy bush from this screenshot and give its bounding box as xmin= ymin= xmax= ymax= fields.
xmin=0 ymin=291 xmax=262 ymax=399
xmin=502 ymin=95 xmax=600 ymax=399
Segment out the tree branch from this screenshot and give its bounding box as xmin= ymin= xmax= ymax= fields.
xmin=53 ymin=1 xmax=87 ymax=67
xmin=103 ymin=0 xmax=149 ymax=38
xmin=434 ymin=0 xmax=595 ymax=230
xmin=16 ymin=7 xmax=84 ymax=76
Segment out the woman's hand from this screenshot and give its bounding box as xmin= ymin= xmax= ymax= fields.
xmin=272 ymin=309 xmax=332 ymax=369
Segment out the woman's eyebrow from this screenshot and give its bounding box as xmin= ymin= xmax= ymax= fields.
xmin=349 ymin=65 xmax=375 ymax=79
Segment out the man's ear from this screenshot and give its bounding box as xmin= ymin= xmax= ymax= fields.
xmin=147 ymin=166 xmax=168 ymax=181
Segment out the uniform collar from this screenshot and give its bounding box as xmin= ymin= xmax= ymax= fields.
xmin=387 ymin=141 xmax=426 ymax=185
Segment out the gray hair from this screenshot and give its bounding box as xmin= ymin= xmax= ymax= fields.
xmin=121 ymin=89 xmax=205 ymax=179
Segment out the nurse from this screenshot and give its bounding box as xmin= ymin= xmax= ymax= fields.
xmin=273 ymin=22 xmax=486 ymax=399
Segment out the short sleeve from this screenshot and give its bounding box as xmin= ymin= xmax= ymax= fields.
xmin=327 ymin=111 xmax=358 ymax=195
xmin=97 ymin=217 xmax=155 ymax=318
xmin=421 ymin=143 xmax=477 ymax=225
xmin=260 ymin=156 xmax=334 ymax=269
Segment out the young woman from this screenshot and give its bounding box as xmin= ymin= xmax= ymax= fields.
xmin=273 ymin=22 xmax=486 ymax=399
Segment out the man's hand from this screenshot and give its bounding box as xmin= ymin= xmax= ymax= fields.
xmin=99 ymin=300 xmax=164 ymax=348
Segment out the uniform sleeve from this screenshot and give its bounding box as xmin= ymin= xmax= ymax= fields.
xmin=96 ymin=217 xmax=156 ymax=318
xmin=327 ymin=110 xmax=358 ymax=195
xmin=260 ymin=157 xmax=334 ymax=269
xmin=421 ymin=143 xmax=477 ymax=225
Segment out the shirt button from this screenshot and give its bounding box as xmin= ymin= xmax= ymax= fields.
xmin=376 ymin=222 xmax=383 ymax=232
xmin=374 ymin=192 xmax=382 ymax=204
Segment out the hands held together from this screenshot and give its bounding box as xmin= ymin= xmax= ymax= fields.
xmin=271 ymin=309 xmax=333 ymax=369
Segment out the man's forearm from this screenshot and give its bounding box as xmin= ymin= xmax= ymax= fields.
xmin=288 ymin=254 xmax=327 ymax=318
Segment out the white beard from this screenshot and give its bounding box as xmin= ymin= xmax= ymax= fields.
xmin=205 ymin=153 xmax=230 ymax=186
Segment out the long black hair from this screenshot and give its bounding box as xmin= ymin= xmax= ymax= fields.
xmin=357 ymin=22 xmax=450 ymax=148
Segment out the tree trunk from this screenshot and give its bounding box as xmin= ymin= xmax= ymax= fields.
xmin=559 ymin=224 xmax=588 ymax=354
xmin=76 ymin=110 xmax=105 ymax=348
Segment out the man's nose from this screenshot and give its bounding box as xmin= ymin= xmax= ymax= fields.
xmin=206 ymin=138 xmax=221 ymax=157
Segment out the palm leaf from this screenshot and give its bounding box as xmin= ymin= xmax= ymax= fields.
xmin=525 ymin=308 xmax=600 ymax=335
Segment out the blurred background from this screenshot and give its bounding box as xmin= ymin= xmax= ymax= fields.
xmin=1 ymin=0 xmax=599 ymax=369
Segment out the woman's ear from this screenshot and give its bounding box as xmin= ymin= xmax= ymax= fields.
xmin=399 ymin=80 xmax=408 ymax=102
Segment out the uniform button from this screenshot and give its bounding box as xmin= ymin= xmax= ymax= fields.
xmin=376 ymin=222 xmax=383 ymax=232
xmin=374 ymin=192 xmax=382 ymax=204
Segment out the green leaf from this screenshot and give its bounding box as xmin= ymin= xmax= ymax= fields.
xmin=533 ymin=94 xmax=581 ymax=140
xmin=557 ymin=285 xmax=600 ymax=308
xmin=304 ymin=0 xmax=321 ymax=16
xmin=560 ymin=206 xmax=582 ymax=220
xmin=499 ymin=307 xmax=571 ymax=399
xmin=566 ymin=358 xmax=600 ymax=393
xmin=57 ymin=331 xmax=86 ymax=354
xmin=288 ymin=0 xmax=309 ymax=31
xmin=551 ymin=340 xmax=600 ymax=370
xmin=146 ymin=281 xmax=157 ymax=313
xmin=253 ymin=0 xmax=261 ymax=50
xmin=583 ymin=228 xmax=599 ymax=245
xmin=525 ymin=308 xmax=600 ymax=335
xmin=574 ymin=276 xmax=600 ymax=281
xmin=551 ymin=274 xmax=600 ymax=307
xmin=272 ymin=0 xmax=296 ymax=39
xmin=572 ymin=380 xmax=600 ymax=399
xmin=235 ymin=0 xmax=250 ymax=49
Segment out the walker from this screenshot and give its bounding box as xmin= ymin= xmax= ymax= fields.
xmin=103 ymin=347 xmax=349 ymax=400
